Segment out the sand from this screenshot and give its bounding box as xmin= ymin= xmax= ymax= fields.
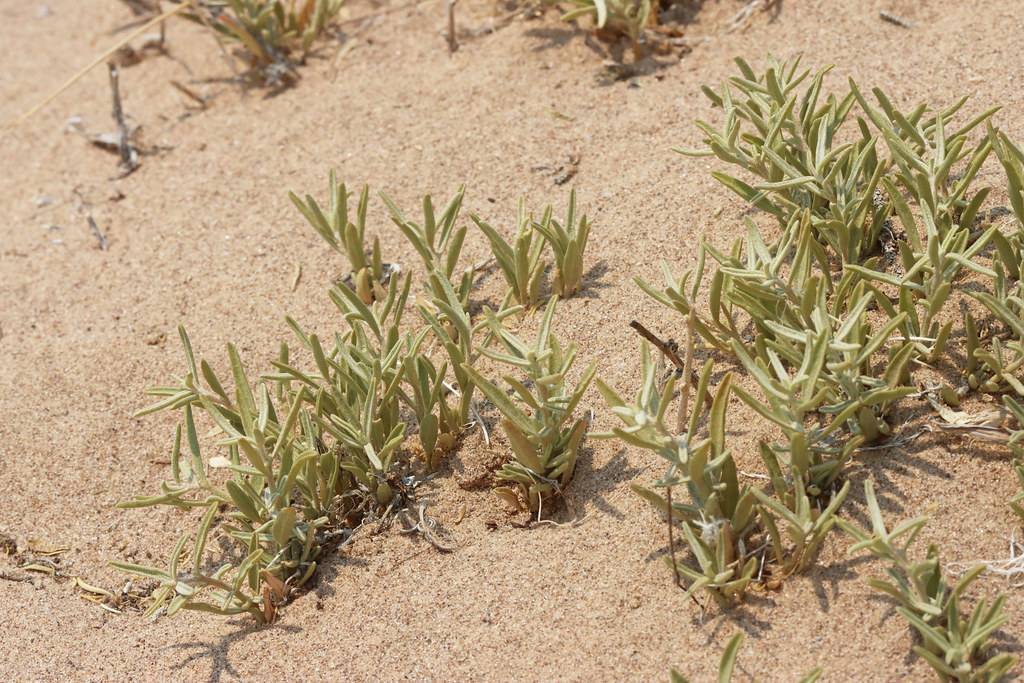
xmin=2 ymin=0 xmax=1024 ymax=680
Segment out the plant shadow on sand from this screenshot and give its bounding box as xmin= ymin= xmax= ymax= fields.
xmin=164 ymin=551 xmax=368 ymax=683
xmin=168 ymin=621 xmax=303 ymax=683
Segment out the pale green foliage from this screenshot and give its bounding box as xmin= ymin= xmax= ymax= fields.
xmin=188 ymin=0 xmax=346 ymax=72
xmin=464 ymin=298 xmax=596 ymax=513
xmin=840 ymin=482 xmax=1017 ymax=682
xmin=290 ymin=171 xmax=388 ymax=304
xmin=681 ymin=56 xmax=1000 ymax=362
xmin=118 ymin=174 xmax=605 ymax=623
xmin=533 ymin=190 xmax=592 ymax=298
xmin=598 ymin=349 xmax=759 ymax=604
xmin=382 ymin=187 xmax=475 ymax=305
xmin=618 ymin=57 xmax=1023 ymax=618
xmin=472 ymin=201 xmax=546 ymax=309
xmin=679 ymin=56 xmax=889 ymax=266
xmin=559 ymin=0 xmax=651 ymax=44
xmin=417 ymin=270 xmax=522 ymax=430
xmin=966 ymin=276 xmax=1024 ymax=396
xmin=273 ymin=275 xmax=413 ymax=508
xmin=681 ymin=56 xmax=997 ymax=271
xmin=116 ymin=329 xmax=330 ymax=622
xmin=1005 ymin=397 xmax=1024 ymax=462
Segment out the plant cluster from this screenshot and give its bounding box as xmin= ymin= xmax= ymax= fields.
xmin=840 ymin=482 xmax=1017 ymax=682
xmin=605 ymin=57 xmax=1024 ymax=665
xmin=471 ymin=190 xmax=592 ymax=308
xmin=186 ymin=0 xmax=346 ymax=80
xmin=465 ymin=298 xmax=597 ymax=513
xmin=117 ymin=176 xmax=596 ymax=621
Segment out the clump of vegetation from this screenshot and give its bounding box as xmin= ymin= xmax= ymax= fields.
xmin=472 ymin=192 xmax=594 ymax=307
xmin=472 ymin=200 xmax=547 ymax=309
xmin=187 ymin=0 xmax=347 ymax=81
xmin=609 ymin=57 xmax=1024 ymax=647
xmin=558 ymin=0 xmax=652 ymax=47
xmin=290 ymin=171 xmax=392 ymax=304
xmin=840 ymin=482 xmax=1017 ymax=681
xmin=464 ymin=298 xmax=596 ymax=514
xmin=533 ymin=190 xmax=592 ymax=298
xmin=599 ymin=350 xmax=760 ymax=604
xmin=117 ymin=175 xmax=603 ymax=619
xmin=115 ymin=330 xmax=332 ymax=622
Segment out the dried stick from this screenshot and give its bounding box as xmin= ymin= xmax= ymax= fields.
xmin=446 ymin=0 xmax=459 ymax=54
xmin=8 ymin=1 xmax=190 ymax=130
xmin=629 ymin=320 xmax=713 ymax=410
xmin=107 ymin=64 xmax=138 ymax=175
xmin=879 ymin=10 xmax=914 ymax=29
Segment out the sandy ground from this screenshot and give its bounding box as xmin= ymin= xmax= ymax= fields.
xmin=3 ymin=0 xmax=1024 ymax=680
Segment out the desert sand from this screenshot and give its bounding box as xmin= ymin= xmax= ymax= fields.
xmin=2 ymin=0 xmax=1024 ymax=680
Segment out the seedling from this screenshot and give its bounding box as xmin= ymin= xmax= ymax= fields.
xmin=471 ymin=200 xmax=546 ymax=309
xmin=532 ymin=190 xmax=592 ymax=298
xmin=840 ymin=481 xmax=1017 ymax=681
xmin=271 ymin=275 xmax=413 ymax=509
xmin=417 ymin=270 xmax=522 ymax=433
xmin=463 ymin=297 xmax=596 ymax=514
xmin=290 ymin=171 xmax=392 ymax=304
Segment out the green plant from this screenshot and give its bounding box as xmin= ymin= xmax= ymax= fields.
xmin=598 ymin=348 xmax=760 ymax=604
xmin=471 ymin=201 xmax=546 ymax=309
xmin=851 ymin=80 xmax=997 ymax=241
xmin=402 ymin=351 xmax=460 ymax=470
xmin=382 ymin=187 xmax=475 ymax=305
xmin=272 ymin=275 xmax=413 ymax=510
xmin=188 ymin=0 xmax=346 ymax=78
xmin=679 ymin=57 xmax=890 ymax=266
xmin=558 ymin=0 xmax=651 ymax=45
xmin=115 ymin=329 xmax=332 ymax=622
xmin=1005 ymin=396 xmax=1024 ymax=462
xmin=290 ymin=171 xmax=390 ymax=305
xmin=839 ymin=482 xmax=1017 ymax=681
xmin=416 ymin=270 xmax=522 ymax=432
xmin=532 ymin=190 xmax=592 ymax=298
xmin=463 ymin=297 xmax=596 ymax=513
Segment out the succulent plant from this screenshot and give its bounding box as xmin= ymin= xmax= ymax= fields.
xmin=463 ymin=297 xmax=596 ymax=513
xmin=840 ymin=481 xmax=1016 ymax=682
xmin=290 ymin=171 xmax=392 ymax=304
